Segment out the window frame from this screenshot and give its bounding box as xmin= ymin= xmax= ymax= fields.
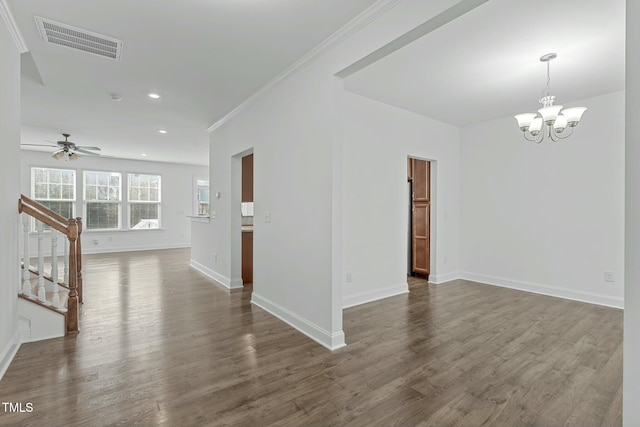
xmin=127 ymin=172 xmax=162 ymax=230
xmin=30 ymin=166 xmax=77 ymax=231
xmin=83 ymin=170 xmax=122 ymax=231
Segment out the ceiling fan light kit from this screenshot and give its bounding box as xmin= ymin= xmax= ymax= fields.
xmin=21 ymin=133 xmax=101 ymax=161
xmin=514 ymin=53 xmax=587 ymax=143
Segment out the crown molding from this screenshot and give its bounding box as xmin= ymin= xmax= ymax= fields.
xmin=206 ymin=0 xmax=401 ymax=133
xmin=0 ymin=0 xmax=28 ymax=53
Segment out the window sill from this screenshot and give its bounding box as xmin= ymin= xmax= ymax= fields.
xmin=187 ymin=215 xmax=210 ymax=223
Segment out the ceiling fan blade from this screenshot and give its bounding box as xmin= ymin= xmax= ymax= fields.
xmin=73 ymin=148 xmax=101 ymax=156
xmin=75 ymin=146 xmax=101 ymax=151
xmin=21 ymin=143 xmax=57 ymax=147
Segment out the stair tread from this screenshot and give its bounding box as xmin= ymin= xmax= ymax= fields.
xmin=18 ymin=293 xmax=68 ymax=313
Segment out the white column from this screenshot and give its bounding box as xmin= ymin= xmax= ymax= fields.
xmin=51 ymin=230 xmax=60 ymax=308
xmin=21 ymin=214 xmax=31 ymax=296
xmin=36 ymin=220 xmax=46 ymax=303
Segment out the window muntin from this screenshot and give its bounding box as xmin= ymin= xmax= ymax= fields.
xmin=128 ymin=173 xmax=161 ymax=229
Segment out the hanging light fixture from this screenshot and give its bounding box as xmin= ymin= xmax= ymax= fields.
xmin=514 ymin=53 xmax=587 ymax=143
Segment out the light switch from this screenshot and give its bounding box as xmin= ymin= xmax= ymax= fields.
xmin=264 ymin=211 xmax=271 ymax=223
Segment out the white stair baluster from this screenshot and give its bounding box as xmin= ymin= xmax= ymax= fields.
xmin=51 ymin=230 xmax=60 ymax=308
xmin=21 ymin=214 xmax=31 ymax=296
xmin=63 ymin=238 xmax=69 ymax=285
xmin=36 ymin=220 xmax=46 ymax=303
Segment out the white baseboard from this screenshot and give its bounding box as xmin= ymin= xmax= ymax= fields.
xmin=189 ymin=260 xmax=243 ymax=290
xmin=251 ymin=292 xmax=346 ymax=351
xmin=343 ymin=283 xmax=408 ymax=308
xmin=0 ymin=329 xmax=21 ymax=381
xmin=429 ymin=271 xmax=460 ymax=284
xmin=459 ymin=271 xmax=624 ymax=309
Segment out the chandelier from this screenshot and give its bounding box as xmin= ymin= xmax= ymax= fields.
xmin=514 ymin=53 xmax=587 ymax=143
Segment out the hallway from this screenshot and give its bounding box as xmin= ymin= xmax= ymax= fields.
xmin=1 ymin=249 xmax=622 ymax=426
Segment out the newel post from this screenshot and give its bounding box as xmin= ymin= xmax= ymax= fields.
xmin=76 ymin=217 xmax=83 ymax=304
xmin=66 ymin=219 xmax=79 ymax=334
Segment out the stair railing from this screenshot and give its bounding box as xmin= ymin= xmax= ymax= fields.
xmin=18 ymin=194 xmax=83 ymax=334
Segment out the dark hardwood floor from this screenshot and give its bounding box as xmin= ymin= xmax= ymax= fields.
xmin=1 ymin=249 xmax=622 ymax=426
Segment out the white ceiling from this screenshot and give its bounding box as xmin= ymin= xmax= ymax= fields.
xmin=10 ymin=0 xmax=380 ymax=165
xmin=345 ymin=0 xmax=626 ymax=127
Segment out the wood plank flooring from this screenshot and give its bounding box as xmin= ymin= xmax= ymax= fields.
xmin=0 ymin=249 xmax=622 ymax=426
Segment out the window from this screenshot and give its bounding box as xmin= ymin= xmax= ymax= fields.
xmin=128 ymin=173 xmax=161 ymax=229
xmin=84 ymin=171 xmax=121 ymax=230
xmin=31 ymin=167 xmax=76 ymax=229
xmin=194 ymin=177 xmax=209 ymax=216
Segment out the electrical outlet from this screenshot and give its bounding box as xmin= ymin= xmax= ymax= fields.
xmin=346 ymin=272 xmax=352 ymax=283
xmin=605 ymin=271 xmax=615 ymax=282
xmin=92 ymin=239 xmax=99 ymax=245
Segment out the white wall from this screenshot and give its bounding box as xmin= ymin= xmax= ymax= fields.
xmin=460 ymin=91 xmax=625 ymax=308
xmin=192 ymin=0 xmax=470 ymax=350
xmin=202 ymin=63 xmax=342 ymax=348
xmin=20 ymin=150 xmax=207 ymax=254
xmin=0 ymin=18 xmax=22 ymax=379
xmin=342 ymin=91 xmax=460 ymax=307
xmin=625 ymin=0 xmax=640 ymax=422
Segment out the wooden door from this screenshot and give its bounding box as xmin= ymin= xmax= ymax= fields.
xmin=242 ymin=154 xmax=254 ymax=203
xmin=410 ymin=159 xmax=430 ymax=276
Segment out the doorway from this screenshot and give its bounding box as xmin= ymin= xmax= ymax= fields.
xmin=407 ymin=157 xmax=431 ymax=280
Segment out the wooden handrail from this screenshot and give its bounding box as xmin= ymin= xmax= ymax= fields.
xmin=18 ymin=203 xmax=68 ymax=234
xmin=20 ymin=194 xmax=68 ymax=224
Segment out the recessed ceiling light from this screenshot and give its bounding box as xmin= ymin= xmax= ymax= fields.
xmin=148 ymin=93 xmax=160 ymax=99
xmin=158 ymin=129 xmax=167 ymax=134
xmin=141 ymin=153 xmax=148 ymax=157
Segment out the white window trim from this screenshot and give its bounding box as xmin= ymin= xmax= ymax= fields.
xmin=30 ymin=166 xmax=77 ymax=231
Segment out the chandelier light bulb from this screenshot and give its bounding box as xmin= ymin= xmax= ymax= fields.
xmin=553 ymin=115 xmax=568 ymax=132
xmin=529 ymin=118 xmax=543 ymax=135
xmin=538 ymin=105 xmax=563 ymax=124
xmin=561 ymin=107 xmax=587 ymax=126
xmin=515 ymin=113 xmax=537 ymax=131
xmin=514 ymin=53 xmax=587 ymax=143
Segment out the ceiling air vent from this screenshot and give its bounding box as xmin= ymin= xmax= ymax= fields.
xmin=35 ymin=17 xmax=123 ymax=61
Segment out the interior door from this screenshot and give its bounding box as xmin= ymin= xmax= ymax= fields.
xmin=411 ymin=159 xmax=430 ymax=276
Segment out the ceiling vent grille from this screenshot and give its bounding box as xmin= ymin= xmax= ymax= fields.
xmin=35 ymin=17 xmax=123 ymax=61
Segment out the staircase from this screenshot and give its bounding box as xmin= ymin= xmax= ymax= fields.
xmin=17 ymin=194 xmax=83 ymax=342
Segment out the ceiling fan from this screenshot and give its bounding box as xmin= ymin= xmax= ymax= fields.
xmin=22 ymin=133 xmax=101 ymax=161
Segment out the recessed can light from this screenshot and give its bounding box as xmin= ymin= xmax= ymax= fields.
xmin=141 ymin=153 xmax=148 ymax=157
xmin=148 ymin=93 xmax=160 ymax=99
xmin=158 ymin=129 xmax=167 ymax=134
